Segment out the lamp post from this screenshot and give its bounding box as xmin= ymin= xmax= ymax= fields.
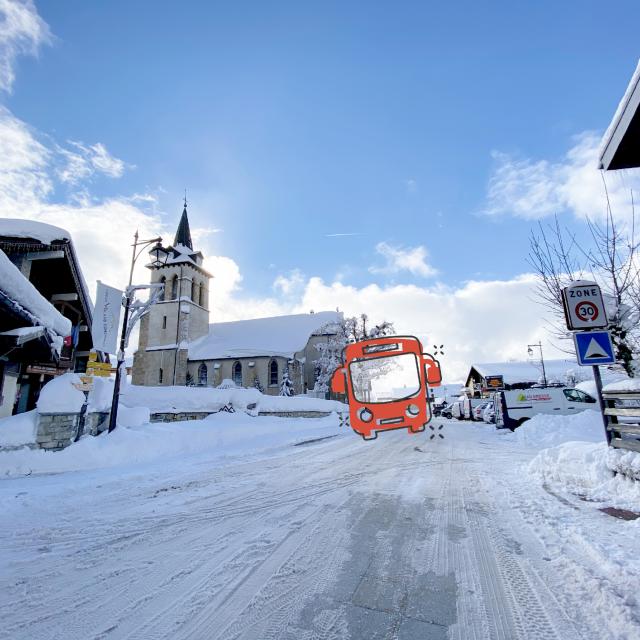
xmin=527 ymin=341 xmax=548 ymax=387
xmin=108 ymin=231 xmax=167 ymax=433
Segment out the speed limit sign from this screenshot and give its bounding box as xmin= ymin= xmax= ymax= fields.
xmin=562 ymin=281 xmax=608 ymax=330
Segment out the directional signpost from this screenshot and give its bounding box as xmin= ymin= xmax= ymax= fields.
xmin=561 ymin=281 xmax=612 ymax=442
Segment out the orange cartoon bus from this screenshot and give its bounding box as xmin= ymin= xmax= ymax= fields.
xmin=330 ymin=335 xmax=442 ymax=440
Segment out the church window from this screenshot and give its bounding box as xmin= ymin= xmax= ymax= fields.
xmin=269 ymin=360 xmax=278 ymax=386
xmin=198 ymin=363 xmax=208 ymax=386
xmin=199 ymin=282 xmax=204 ymax=307
xmin=191 ymin=279 xmax=197 ymax=302
xmin=159 ymin=368 xmax=164 ymax=384
xmin=171 ymin=275 xmax=178 ymax=300
xmin=232 ymin=361 xmax=242 ymax=387
xmin=162 ymin=315 xmax=167 ymax=329
xmin=160 ymin=276 xmax=166 ymax=301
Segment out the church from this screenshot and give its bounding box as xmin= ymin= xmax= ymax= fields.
xmin=132 ymin=205 xmax=341 ymax=394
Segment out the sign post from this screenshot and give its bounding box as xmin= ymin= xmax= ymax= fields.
xmin=562 ymin=281 xmax=611 ymax=441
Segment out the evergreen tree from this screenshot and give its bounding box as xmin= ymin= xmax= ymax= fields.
xmin=253 ymin=375 xmax=264 ymax=393
xmin=279 ymin=365 xmax=294 ymax=396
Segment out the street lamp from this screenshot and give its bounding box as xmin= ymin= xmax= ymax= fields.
xmin=527 ymin=341 xmax=548 ymax=387
xmin=108 ymin=231 xmax=167 ymax=433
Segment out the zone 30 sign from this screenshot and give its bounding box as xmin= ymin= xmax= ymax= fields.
xmin=561 ymin=281 xmax=608 ymax=330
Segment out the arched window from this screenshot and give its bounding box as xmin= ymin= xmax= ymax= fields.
xmin=191 ymin=279 xmax=197 ymax=302
xmin=159 ymin=276 xmax=167 ymax=301
xmin=199 ymin=282 xmax=204 ymax=307
xmin=198 ymin=362 xmax=208 ymax=386
xmin=269 ymin=360 xmax=278 ymax=386
xmin=232 ymin=361 xmax=242 ymax=387
xmin=171 ymin=275 xmax=178 ymax=300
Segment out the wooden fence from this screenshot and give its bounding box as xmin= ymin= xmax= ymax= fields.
xmin=602 ymin=389 xmax=640 ymax=453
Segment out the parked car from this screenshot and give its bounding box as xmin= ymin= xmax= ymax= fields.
xmin=494 ymin=387 xmax=597 ymax=430
xmin=473 ymin=401 xmax=491 ymax=421
xmin=440 ymin=403 xmax=454 ymax=419
xmin=482 ymin=402 xmax=495 ymax=424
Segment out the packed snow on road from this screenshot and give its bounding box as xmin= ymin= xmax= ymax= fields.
xmin=1 ymin=405 xmax=640 ymax=639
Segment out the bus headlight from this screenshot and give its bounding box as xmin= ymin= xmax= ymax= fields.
xmin=406 ymin=404 xmax=420 ymax=417
xmin=358 ymin=408 xmax=374 ymax=422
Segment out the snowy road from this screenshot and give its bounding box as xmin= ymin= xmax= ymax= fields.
xmin=2 ymin=418 xmax=639 ymax=639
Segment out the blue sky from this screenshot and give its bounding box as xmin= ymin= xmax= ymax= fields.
xmin=2 ymin=0 xmax=640 ymax=378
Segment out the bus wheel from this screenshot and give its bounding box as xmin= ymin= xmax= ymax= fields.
xmin=410 ymin=424 xmax=426 ymax=433
xmin=362 ymin=432 xmax=377 ymax=441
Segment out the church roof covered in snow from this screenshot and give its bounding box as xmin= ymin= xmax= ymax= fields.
xmin=188 ymin=311 xmax=341 ymax=360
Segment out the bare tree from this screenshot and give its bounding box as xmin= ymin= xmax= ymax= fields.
xmin=528 ymin=192 xmax=640 ymax=377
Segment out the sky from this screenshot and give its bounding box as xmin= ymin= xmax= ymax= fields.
xmin=1 ymin=0 xmax=640 ymax=380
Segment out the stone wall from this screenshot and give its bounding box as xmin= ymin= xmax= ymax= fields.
xmin=150 ymin=411 xmax=212 ymax=423
xmin=35 ymin=410 xmax=111 ymax=450
xmin=36 ymin=413 xmax=80 ymax=451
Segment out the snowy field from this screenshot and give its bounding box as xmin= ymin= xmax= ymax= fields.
xmin=1 ymin=412 xmax=640 ymax=639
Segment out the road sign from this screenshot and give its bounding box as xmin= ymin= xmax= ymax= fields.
xmin=573 ymin=330 xmax=616 ymax=366
xmin=562 ymin=281 xmax=608 ymax=330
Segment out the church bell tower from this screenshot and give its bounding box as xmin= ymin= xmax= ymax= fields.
xmin=132 ymin=201 xmax=212 ymax=386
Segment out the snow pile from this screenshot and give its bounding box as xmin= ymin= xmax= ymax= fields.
xmin=117 ymin=405 xmax=150 ymax=428
xmin=121 ymin=384 xmax=347 ymax=414
xmin=0 ymin=410 xmax=36 ymax=447
xmin=0 ymin=412 xmax=342 ymax=476
xmin=530 ymin=442 xmax=640 ymax=511
xmin=37 ymin=373 xmax=86 ymax=413
xmin=0 ymin=249 xmax=71 ymax=337
xmin=513 ymin=410 xmax=605 ymax=448
xmin=0 ymin=218 xmax=69 ymax=244
xmin=87 ymin=376 xmax=114 ymax=412
xmin=603 ymin=378 xmax=640 ymax=393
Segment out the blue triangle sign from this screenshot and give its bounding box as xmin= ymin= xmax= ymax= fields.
xmin=573 ymin=330 xmax=615 ymax=366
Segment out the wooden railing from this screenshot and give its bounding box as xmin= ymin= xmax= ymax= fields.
xmin=602 ymin=390 xmax=640 ymax=453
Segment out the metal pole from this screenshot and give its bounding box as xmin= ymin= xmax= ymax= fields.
xmin=591 ymin=365 xmax=610 ymax=444
xmin=539 ymin=342 xmax=547 ymax=387
xmin=107 ymin=234 xmax=137 ymax=433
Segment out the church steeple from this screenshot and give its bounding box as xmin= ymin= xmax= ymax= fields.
xmin=174 ymin=198 xmax=193 ymax=249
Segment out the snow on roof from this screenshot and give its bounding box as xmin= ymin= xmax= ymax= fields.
xmin=188 ymin=311 xmax=341 ymax=361
xmin=599 ymin=58 xmax=640 ymax=170
xmin=0 ymin=218 xmax=70 ymax=244
xmin=470 ymin=360 xmax=579 ymax=385
xmin=0 ymin=249 xmax=71 ymax=337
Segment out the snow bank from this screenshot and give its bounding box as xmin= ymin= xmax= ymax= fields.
xmin=513 ymin=409 xmax=605 ymax=449
xmin=121 ymin=384 xmax=347 ymax=414
xmin=0 ymin=410 xmax=36 ymax=447
xmin=0 ymin=249 xmax=71 ymax=337
xmin=0 ymin=412 xmax=342 ymax=476
xmin=530 ymin=442 xmax=640 ymax=511
xmin=37 ymin=373 xmax=85 ymax=413
xmin=603 ymin=378 xmax=640 ymax=393
xmin=87 ymin=377 xmax=114 ymax=412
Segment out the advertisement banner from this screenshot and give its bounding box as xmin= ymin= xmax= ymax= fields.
xmin=91 ymin=281 xmax=122 ymax=355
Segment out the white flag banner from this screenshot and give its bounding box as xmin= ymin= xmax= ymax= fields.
xmin=92 ymin=281 xmax=123 ymax=355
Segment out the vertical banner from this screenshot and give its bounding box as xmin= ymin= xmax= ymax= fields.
xmin=92 ymin=281 xmax=123 ymax=355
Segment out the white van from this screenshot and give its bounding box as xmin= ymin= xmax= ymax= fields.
xmin=494 ymin=387 xmax=597 ymax=429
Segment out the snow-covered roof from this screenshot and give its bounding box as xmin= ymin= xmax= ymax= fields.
xmin=188 ymin=311 xmax=341 ymax=361
xmin=0 ymin=249 xmax=71 ymax=337
xmin=469 ymin=360 xmax=579 ymax=385
xmin=599 ymin=59 xmax=640 ymax=170
xmin=0 ymin=219 xmax=70 ymax=243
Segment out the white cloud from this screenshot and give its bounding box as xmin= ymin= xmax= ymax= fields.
xmin=484 ymin=132 xmax=640 ymax=224
xmin=57 ymin=141 xmax=127 ymax=184
xmin=291 ymin=274 xmax=563 ymax=381
xmin=0 ymin=0 xmax=50 ymax=92
xmin=369 ymin=241 xmax=437 ymax=278
xmin=273 ymin=268 xmax=306 ymax=296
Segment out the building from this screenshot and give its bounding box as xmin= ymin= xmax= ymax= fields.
xmin=0 ymin=219 xmax=97 ymax=415
xmin=132 ymin=205 xmax=341 ymax=394
xmin=464 ymin=359 xmax=583 ymax=397
xmin=599 ymin=60 xmax=640 ymax=170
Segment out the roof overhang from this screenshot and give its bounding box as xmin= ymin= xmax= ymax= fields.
xmin=600 ymin=61 xmax=640 ymax=170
